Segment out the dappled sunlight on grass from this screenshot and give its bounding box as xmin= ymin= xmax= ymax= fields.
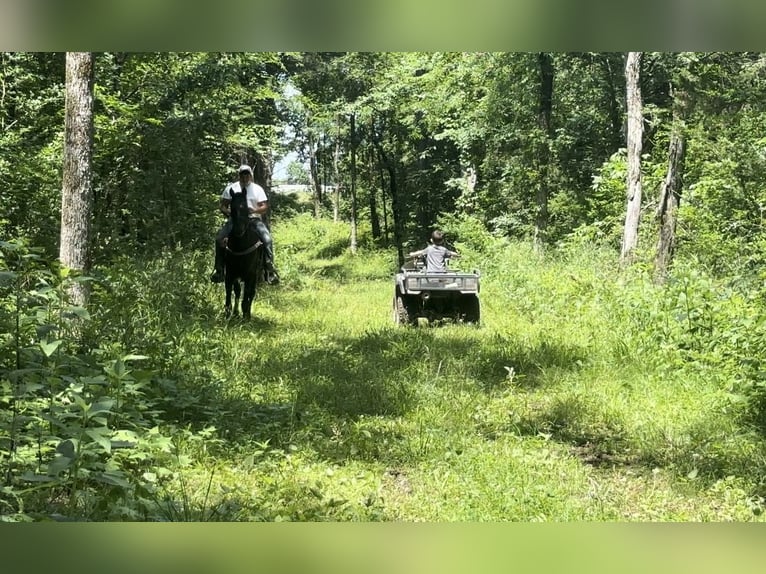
xmin=54 ymin=217 xmax=766 ymax=521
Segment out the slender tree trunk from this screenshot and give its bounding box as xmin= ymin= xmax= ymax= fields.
xmin=388 ymin=162 xmax=404 ymax=266
xmin=60 ymin=52 xmax=95 ymax=308
xmin=257 ymin=153 xmax=273 ymax=229
xmin=322 ymin=132 xmax=329 ymax=204
xmin=332 ymin=117 xmax=341 ymax=222
xmin=535 ymin=52 xmax=554 ymax=249
xmin=308 ymin=132 xmax=322 ymax=218
xmin=655 ymin=86 xmax=687 ymax=283
xmin=621 ymin=51 xmax=643 ymax=264
xmin=368 ymin=144 xmax=381 ymax=239
xmin=349 ymin=112 xmax=358 ymax=254
xmin=460 ymin=164 xmax=477 ymax=214
xmin=601 ymin=54 xmax=624 ymax=152
xmin=377 ymin=147 xmax=389 ymax=242
xmin=0 ymin=53 xmax=7 ymax=130
xmin=375 ymin=139 xmax=403 ymax=265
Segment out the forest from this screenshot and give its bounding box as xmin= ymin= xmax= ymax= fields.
xmin=3 ymin=52 xmax=766 ymax=521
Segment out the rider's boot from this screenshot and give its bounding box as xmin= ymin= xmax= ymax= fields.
xmin=264 ymin=245 xmax=280 ymax=285
xmin=209 ymin=242 xmax=225 ymax=283
xmin=266 ymin=261 xmax=280 ymax=285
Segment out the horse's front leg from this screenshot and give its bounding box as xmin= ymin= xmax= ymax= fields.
xmin=242 ymin=280 xmax=256 ymax=320
xmin=233 ymin=279 xmax=241 ymax=316
xmin=224 ymin=276 xmax=233 ymax=317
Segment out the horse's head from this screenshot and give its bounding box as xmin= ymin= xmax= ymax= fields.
xmin=229 ymin=191 xmax=250 ymax=237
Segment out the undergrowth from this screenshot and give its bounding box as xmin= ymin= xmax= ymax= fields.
xmin=3 ymin=215 xmax=766 ymax=521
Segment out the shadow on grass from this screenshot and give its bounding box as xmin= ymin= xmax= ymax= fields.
xmin=491 ymin=389 xmax=766 ymax=501
xmin=303 ymin=263 xmax=349 ymax=282
xmin=504 ymin=395 xmax=634 ymax=468
xmin=218 ymin=313 xmax=278 ymax=332
xmin=467 ymin=336 xmax=588 ymax=391
xmin=313 ymin=235 xmax=351 ymax=259
xmin=158 ymin=322 xmax=592 ymax=471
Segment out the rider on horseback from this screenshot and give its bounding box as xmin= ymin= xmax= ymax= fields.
xmin=210 ymin=164 xmax=280 ymax=285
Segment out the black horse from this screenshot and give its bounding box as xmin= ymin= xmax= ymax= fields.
xmin=222 ymin=191 xmax=265 ymax=319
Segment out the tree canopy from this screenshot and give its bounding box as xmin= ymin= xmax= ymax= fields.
xmin=3 ymin=51 xmax=766 ymax=272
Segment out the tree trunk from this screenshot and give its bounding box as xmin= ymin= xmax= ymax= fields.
xmin=535 ymin=52 xmax=554 ymax=249
xmin=374 ymin=139 xmax=404 ymax=265
xmin=463 ymin=165 xmax=477 ymax=213
xmin=256 ymin=153 xmax=273 ymax=229
xmin=621 ymin=52 xmax=643 ymax=264
xmin=377 ymin=146 xmax=389 ymax=242
xmin=332 ymin=118 xmax=341 ymax=223
xmin=308 ymin=131 xmax=322 ymax=218
xmin=367 ymin=144 xmax=381 ymax=239
xmin=60 ymin=52 xmax=95 ymax=308
xmin=601 ymin=54 xmax=625 ymax=153
xmin=654 ymin=86 xmax=688 ymax=283
xmin=322 ymin=132 xmax=329 ymax=205
xmin=388 ymin=162 xmax=404 ymax=266
xmin=349 ymin=112 xmax=358 ymax=254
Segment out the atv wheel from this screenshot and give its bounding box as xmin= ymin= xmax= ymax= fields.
xmin=462 ymin=294 xmax=481 ymax=324
xmin=394 ymin=295 xmax=416 ymax=326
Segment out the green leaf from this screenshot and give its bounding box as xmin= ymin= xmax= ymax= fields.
xmin=86 ymin=429 xmax=112 ymax=454
xmin=94 ymin=471 xmax=130 ymax=488
xmin=687 ymin=468 xmax=699 ymax=480
xmin=72 ymin=393 xmax=89 ymax=412
xmin=39 ymin=339 xmax=62 ymax=358
xmin=80 ymin=375 xmax=108 ymax=386
xmin=176 ymin=455 xmax=192 ymax=467
xmin=64 ymin=306 xmax=90 ymax=320
xmin=56 ymin=439 xmax=76 ymax=459
xmin=89 ymin=398 xmax=116 ymax=416
xmin=112 ymin=429 xmax=139 ymax=443
xmin=0 ymin=270 xmax=17 ymax=285
xmin=111 ymin=359 xmax=128 ymax=379
xmin=20 ymin=472 xmax=57 ymax=483
xmin=48 ymin=456 xmax=74 ymax=475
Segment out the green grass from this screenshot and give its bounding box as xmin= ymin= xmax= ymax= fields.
xmin=14 ymin=215 xmax=766 ymax=521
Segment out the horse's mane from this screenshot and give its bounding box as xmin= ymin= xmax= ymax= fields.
xmin=229 ymin=188 xmax=250 ymax=236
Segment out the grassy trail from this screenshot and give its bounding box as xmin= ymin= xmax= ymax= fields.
xmin=162 ymin=222 xmax=765 ymax=521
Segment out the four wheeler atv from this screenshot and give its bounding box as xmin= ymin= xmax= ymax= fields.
xmin=393 ymin=257 xmax=481 ymax=326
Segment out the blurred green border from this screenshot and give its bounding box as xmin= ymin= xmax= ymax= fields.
xmin=3 ymin=1 xmax=766 ymax=571
xmin=2 ymin=523 xmax=766 ymax=574
xmin=3 ymin=1 xmax=766 ymax=50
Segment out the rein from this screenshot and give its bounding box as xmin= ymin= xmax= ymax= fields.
xmin=226 ymin=239 xmax=262 ymax=256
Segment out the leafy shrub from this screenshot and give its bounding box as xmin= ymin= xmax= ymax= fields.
xmin=0 ymin=240 xmax=216 ymax=521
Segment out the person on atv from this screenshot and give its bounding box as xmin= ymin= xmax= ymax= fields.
xmin=408 ymin=230 xmax=460 ymax=273
xmin=210 ymin=164 xmax=279 ymax=285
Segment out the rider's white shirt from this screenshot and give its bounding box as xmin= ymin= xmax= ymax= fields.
xmin=221 ymin=182 xmax=268 ymax=215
